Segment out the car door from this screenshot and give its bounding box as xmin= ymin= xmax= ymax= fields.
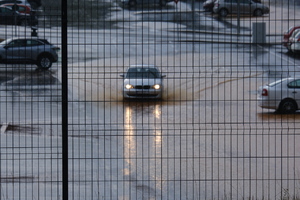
xmin=22 ymin=39 xmax=42 ymax=60
xmin=238 ymin=0 xmax=252 ymax=15
xmin=287 ymin=79 xmax=300 ymax=106
xmin=5 ymin=39 xmax=27 ymax=61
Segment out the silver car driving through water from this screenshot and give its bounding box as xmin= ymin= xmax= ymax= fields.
xmin=120 ymin=65 xmax=166 ymax=99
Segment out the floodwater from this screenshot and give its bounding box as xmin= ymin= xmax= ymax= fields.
xmin=0 ymin=2 xmax=300 ymax=200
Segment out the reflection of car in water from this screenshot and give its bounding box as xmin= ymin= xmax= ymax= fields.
xmin=213 ymin=0 xmax=269 ymax=17
xmin=120 ymin=65 xmax=166 ymax=99
xmin=0 ymin=38 xmax=60 ymax=69
xmin=258 ymin=77 xmax=300 ymax=114
xmin=122 ymin=0 xmax=173 ymax=7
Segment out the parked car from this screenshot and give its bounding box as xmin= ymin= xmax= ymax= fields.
xmin=0 ymin=0 xmax=30 ymax=6
xmin=203 ymin=0 xmax=216 ymax=12
xmin=258 ymin=77 xmax=300 ymax=113
xmin=0 ymin=0 xmax=41 ymax=8
xmin=2 ymin=3 xmax=32 ymax=14
xmin=0 ymin=6 xmax=37 ymax=26
xmin=0 ymin=38 xmax=60 ymax=69
xmin=213 ymin=0 xmax=269 ymax=17
xmin=286 ymin=29 xmax=300 ymax=52
xmin=122 ymin=0 xmax=173 ymax=7
xmin=282 ymin=26 xmax=300 ymax=48
xmin=288 ymin=31 xmax=300 ymax=53
xmin=120 ymin=65 xmax=166 ymax=99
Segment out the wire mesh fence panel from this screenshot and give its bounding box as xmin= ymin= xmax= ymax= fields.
xmin=0 ymin=0 xmax=299 ymax=199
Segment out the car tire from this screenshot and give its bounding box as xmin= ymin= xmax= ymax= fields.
xmin=278 ymin=99 xmax=297 ymax=114
xmin=160 ymin=0 xmax=167 ymax=6
xmin=218 ymin=8 xmax=228 ymax=17
xmin=37 ymin=55 xmax=52 ymax=69
xmin=129 ymin=0 xmax=136 ymax=7
xmin=254 ymin=9 xmax=263 ymax=17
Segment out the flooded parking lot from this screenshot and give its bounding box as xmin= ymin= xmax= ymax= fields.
xmin=0 ymin=1 xmax=300 ymax=199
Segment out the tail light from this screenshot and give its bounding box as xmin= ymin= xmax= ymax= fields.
xmin=261 ymin=88 xmax=268 ymax=96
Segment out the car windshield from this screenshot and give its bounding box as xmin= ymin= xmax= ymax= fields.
xmin=0 ymin=38 xmax=12 ymax=46
xmin=126 ymin=67 xmax=160 ymax=79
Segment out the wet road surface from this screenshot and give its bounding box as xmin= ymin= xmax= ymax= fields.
xmin=0 ymin=2 xmax=300 ymax=199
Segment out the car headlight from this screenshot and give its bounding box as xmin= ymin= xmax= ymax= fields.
xmin=153 ymin=84 xmax=161 ymax=90
xmin=125 ymin=84 xmax=134 ymax=89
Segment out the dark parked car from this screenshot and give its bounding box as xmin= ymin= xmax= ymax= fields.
xmin=0 ymin=6 xmax=37 ymax=26
xmin=0 ymin=38 xmax=60 ymax=69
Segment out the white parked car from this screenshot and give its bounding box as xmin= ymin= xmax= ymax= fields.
xmin=289 ymin=31 xmax=300 ymax=53
xmin=258 ymin=77 xmax=300 ymax=113
xmin=120 ymin=65 xmax=166 ymax=99
xmin=213 ymin=0 xmax=269 ymax=17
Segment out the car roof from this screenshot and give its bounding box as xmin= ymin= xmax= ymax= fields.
xmin=1 ymin=3 xmax=30 ymax=7
xmin=2 ymin=37 xmax=51 ymax=44
xmin=129 ymin=64 xmax=157 ymax=68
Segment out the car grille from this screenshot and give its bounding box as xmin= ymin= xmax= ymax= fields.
xmin=135 ymin=85 xmax=151 ymax=89
xmin=128 ymin=94 xmax=158 ymax=97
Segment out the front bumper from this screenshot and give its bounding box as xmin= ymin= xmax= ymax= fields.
xmin=123 ymin=89 xmax=162 ymax=99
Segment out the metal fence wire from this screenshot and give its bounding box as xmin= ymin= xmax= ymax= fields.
xmin=0 ymin=0 xmax=299 ymax=199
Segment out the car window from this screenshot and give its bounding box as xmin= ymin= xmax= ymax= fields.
xmin=126 ymin=68 xmax=160 ymax=78
xmin=7 ymin=39 xmax=26 ymax=47
xmin=287 ymin=80 xmax=300 ymax=88
xmin=26 ymin=39 xmax=42 ymax=46
xmin=294 ymin=32 xmax=300 ymax=40
xmin=18 ymin=6 xmax=26 ymax=12
xmin=1 ymin=6 xmax=11 ymax=13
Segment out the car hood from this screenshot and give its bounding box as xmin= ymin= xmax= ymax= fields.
xmin=124 ymin=78 xmax=163 ymax=86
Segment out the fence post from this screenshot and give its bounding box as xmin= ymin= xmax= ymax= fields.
xmin=61 ymin=0 xmax=68 ymax=199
